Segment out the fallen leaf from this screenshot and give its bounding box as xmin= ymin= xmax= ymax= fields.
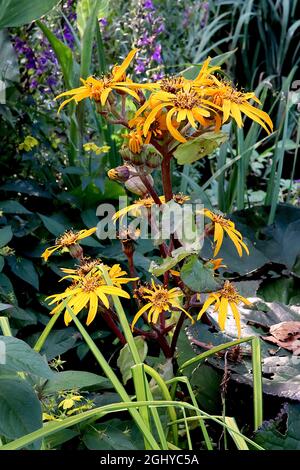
xmin=263 ymin=321 xmax=300 ymax=355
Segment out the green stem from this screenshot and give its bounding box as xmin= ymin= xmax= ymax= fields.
xmin=251 ymin=337 xmax=263 ymax=430
xmin=100 ymin=267 xmax=141 ymax=364
xmin=65 ymin=305 xmax=160 ymax=450
xmin=0 ymin=317 xmax=12 ymax=336
xmin=34 ymin=310 xmax=61 ymax=352
xmin=144 ymin=364 xmax=178 ymax=445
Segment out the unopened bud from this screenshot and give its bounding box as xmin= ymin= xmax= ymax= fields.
xmin=130 ymin=152 xmax=146 ymax=166
xmin=108 ymin=165 xmax=131 ymax=182
xmin=125 ymin=175 xmax=154 ymax=196
xmin=119 ymin=147 xmax=133 ymax=162
xmin=144 ymin=144 xmax=163 ymax=169
xmin=69 ymin=243 xmax=84 ymax=261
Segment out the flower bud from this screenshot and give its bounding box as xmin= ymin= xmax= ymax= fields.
xmin=130 ymin=151 xmax=146 ymax=166
xmin=119 ymin=146 xmax=133 ymax=162
xmin=144 ymin=144 xmax=163 ymax=169
xmin=125 ymin=175 xmax=154 ymax=196
xmin=69 ymin=243 xmax=84 ymax=261
xmin=107 ymin=165 xmax=131 ymax=182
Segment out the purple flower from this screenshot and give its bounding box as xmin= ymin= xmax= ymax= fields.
xmin=143 ymin=0 xmax=155 ymax=10
xmin=135 ymin=59 xmax=146 ymax=74
xmin=137 ymin=34 xmax=152 ymax=46
xmin=47 ymin=76 xmax=58 ymax=87
xmin=154 ymin=23 xmax=165 ymax=34
xmin=29 ymin=78 xmax=38 ymax=89
xmin=152 ymin=71 xmax=164 ymax=81
xmin=99 ymin=18 xmax=108 ymax=27
xmin=151 ymin=43 xmax=162 ymax=63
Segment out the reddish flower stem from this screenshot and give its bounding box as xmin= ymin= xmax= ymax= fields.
xmin=101 ymin=309 xmax=126 ymax=345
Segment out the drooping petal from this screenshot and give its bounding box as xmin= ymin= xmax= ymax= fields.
xmin=112 ymin=49 xmax=138 ymax=82
xmin=230 ymin=301 xmax=241 ymax=337
xmin=213 ymin=222 xmax=224 ymax=257
xmin=143 ymin=103 xmax=167 ymax=137
xmin=166 ymin=108 xmax=186 ymax=142
xmin=218 ymin=297 xmax=228 ymax=330
xmin=197 ymin=295 xmax=216 ymax=320
xmin=86 ymin=292 xmax=98 ymax=325
xmin=100 ymin=87 xmax=112 ymax=106
xmin=131 ymin=302 xmax=151 ymax=330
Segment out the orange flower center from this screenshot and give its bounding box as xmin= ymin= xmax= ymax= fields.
xmin=81 ymin=275 xmax=104 ymax=292
xmin=138 ymin=197 xmax=155 ymax=208
xmin=173 ymin=90 xmax=201 ymax=109
xmin=160 ymin=76 xmax=185 ymax=94
xmin=56 ymin=231 xmax=79 ymax=247
xmin=151 ymin=288 xmax=173 ymax=307
xmin=77 ymin=259 xmax=101 ymax=277
xmin=211 ymin=214 xmax=231 ymax=227
xmin=220 ymin=281 xmax=239 ymax=302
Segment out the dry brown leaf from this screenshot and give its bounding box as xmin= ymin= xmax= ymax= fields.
xmin=263 ymin=321 xmax=300 ymax=355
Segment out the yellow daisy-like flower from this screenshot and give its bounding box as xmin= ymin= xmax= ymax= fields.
xmin=139 ymin=85 xmax=214 ymax=143
xmin=202 ymin=209 xmax=249 ymax=257
xmin=208 ymin=79 xmax=273 ymax=134
xmin=197 ymin=280 xmax=252 ymax=337
xmin=132 ymin=280 xmax=194 ymax=330
xmin=46 ymin=269 xmax=132 ymax=326
xmin=41 ymin=228 xmax=97 ymax=262
xmin=112 ymin=195 xmax=165 ymax=222
xmin=55 ymin=49 xmax=140 ymax=112
xmin=61 ymin=262 xmax=137 ymax=288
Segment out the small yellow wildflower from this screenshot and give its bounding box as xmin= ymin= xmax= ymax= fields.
xmin=208 ymin=79 xmax=273 ymax=134
xmin=58 ymin=394 xmax=83 ymax=410
xmin=83 ymin=143 xmax=110 ymax=154
xmin=197 ymin=280 xmax=252 ymax=337
xmin=18 ymin=135 xmax=39 ymax=152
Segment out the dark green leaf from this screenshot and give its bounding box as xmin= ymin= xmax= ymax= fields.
xmin=38 ymin=213 xmax=67 ymax=237
xmin=0 ymin=200 xmax=32 ymax=214
xmin=180 ymin=255 xmax=220 ymax=292
xmin=0 ymin=377 xmax=42 ymax=449
xmin=254 ymin=404 xmax=300 ymax=450
xmin=0 ymin=225 xmax=12 ymax=248
xmin=7 ymin=256 xmax=39 ymax=289
xmin=82 ymin=419 xmax=142 ymax=450
xmin=0 ymin=336 xmax=53 ymax=378
xmin=28 ymin=328 xmax=82 ymax=361
xmin=42 ymin=370 xmax=111 ymax=395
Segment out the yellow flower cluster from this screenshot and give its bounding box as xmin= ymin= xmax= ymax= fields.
xmin=18 ymin=135 xmax=39 ymax=152
xmin=83 ymin=143 xmax=110 ymax=154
